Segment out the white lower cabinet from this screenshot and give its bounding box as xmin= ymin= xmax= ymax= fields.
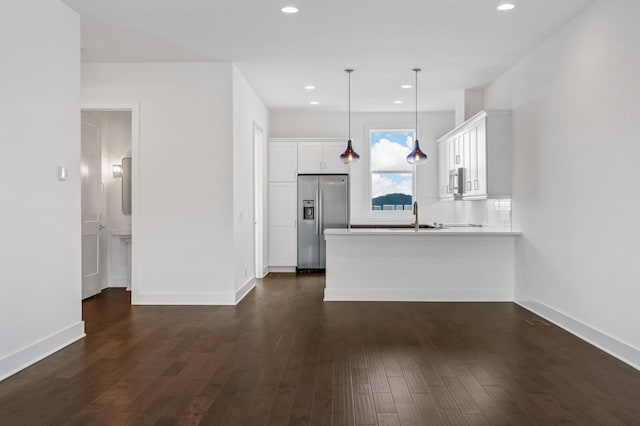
xmin=268 ymin=182 xmax=297 ymax=267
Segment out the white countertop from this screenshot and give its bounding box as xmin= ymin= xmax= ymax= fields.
xmin=324 ymin=228 xmax=521 ymax=237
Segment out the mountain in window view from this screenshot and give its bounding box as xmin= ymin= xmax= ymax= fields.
xmin=372 ymin=193 xmax=412 ymax=207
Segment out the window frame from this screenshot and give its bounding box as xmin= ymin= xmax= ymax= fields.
xmin=367 ymin=127 xmax=416 ymax=217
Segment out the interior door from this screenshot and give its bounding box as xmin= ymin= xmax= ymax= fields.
xmin=81 ymin=113 xmax=102 ymax=299
xmin=318 ymin=175 xmax=348 ymax=269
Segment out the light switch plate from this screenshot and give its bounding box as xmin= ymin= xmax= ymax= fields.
xmin=57 ymin=166 xmax=68 ymax=180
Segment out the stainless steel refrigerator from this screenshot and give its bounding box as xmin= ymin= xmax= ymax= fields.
xmin=297 ymin=174 xmax=348 ymax=271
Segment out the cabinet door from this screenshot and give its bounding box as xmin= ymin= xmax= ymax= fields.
xmin=269 ymin=142 xmax=298 ymax=182
xmin=475 ymin=120 xmax=488 ymax=196
xmin=269 ymin=182 xmax=297 ymax=266
xmin=438 ymin=142 xmax=450 ymax=199
xmin=297 ymin=142 xmax=323 ymax=173
xmin=463 ymin=130 xmax=472 ymax=194
xmin=454 ymin=134 xmax=462 ymax=167
xmin=447 ymin=137 xmax=455 ymax=174
xmin=468 ymin=125 xmax=479 ymax=197
xmin=322 ymin=142 xmax=350 ymax=173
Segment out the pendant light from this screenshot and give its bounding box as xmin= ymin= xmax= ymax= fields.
xmin=406 ymin=68 xmax=428 ymax=165
xmin=340 ymin=69 xmax=360 ymax=164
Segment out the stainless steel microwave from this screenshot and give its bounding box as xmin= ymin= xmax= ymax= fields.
xmin=448 ymin=167 xmax=465 ymax=199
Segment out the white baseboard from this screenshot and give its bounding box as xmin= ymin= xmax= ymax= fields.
xmin=235 ymin=278 xmax=256 ymax=304
xmin=255 ymin=266 xmax=268 ymax=279
xmin=107 ymin=275 xmax=128 ymax=288
xmin=324 ymin=288 xmax=512 ymax=302
xmin=133 ymin=291 xmax=236 ymax=305
xmin=133 ymin=281 xmax=258 ymax=306
xmin=268 ymin=266 xmax=296 ymax=273
xmin=516 ymin=295 xmax=640 ymax=372
xmin=0 ymin=321 xmax=85 ymax=381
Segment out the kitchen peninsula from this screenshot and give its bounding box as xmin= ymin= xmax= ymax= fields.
xmin=323 ymin=227 xmax=520 ymax=302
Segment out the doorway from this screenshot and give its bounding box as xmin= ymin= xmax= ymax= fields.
xmin=254 ymin=123 xmax=265 ymax=279
xmin=81 ymin=108 xmax=136 ymax=301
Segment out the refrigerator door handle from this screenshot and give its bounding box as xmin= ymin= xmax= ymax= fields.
xmin=315 ymin=190 xmax=319 ymax=235
xmin=319 ymin=190 xmax=323 ymax=235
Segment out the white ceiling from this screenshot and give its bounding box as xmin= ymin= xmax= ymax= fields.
xmin=63 ymin=0 xmax=593 ymax=112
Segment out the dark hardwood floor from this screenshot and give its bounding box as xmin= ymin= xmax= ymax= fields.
xmin=1 ymin=274 xmax=639 ymax=425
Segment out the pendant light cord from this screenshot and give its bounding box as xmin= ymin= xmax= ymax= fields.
xmin=346 ymin=69 xmax=353 ymax=141
xmin=414 ymin=68 xmax=420 ymax=141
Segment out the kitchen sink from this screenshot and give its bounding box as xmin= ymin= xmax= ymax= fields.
xmin=350 ymin=223 xmax=446 ymax=230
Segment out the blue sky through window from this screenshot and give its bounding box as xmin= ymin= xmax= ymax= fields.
xmin=371 ymin=173 xmax=412 ymax=198
xmin=370 ymin=130 xmax=415 ymax=210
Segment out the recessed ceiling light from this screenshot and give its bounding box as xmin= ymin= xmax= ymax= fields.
xmin=393 ymin=100 xmax=403 ymax=104
xmin=401 ymin=84 xmax=412 ymax=89
xmin=309 ymin=101 xmax=319 ymax=105
xmin=304 ymin=85 xmax=316 ymax=90
xmin=281 ymin=6 xmax=299 ymax=14
xmin=497 ymin=3 xmax=515 ymax=11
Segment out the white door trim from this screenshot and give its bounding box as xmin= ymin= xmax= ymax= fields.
xmin=253 ymin=122 xmax=265 ymax=279
xmin=81 ymin=101 xmax=140 ymax=303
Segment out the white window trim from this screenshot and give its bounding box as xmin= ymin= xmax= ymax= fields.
xmin=365 ymin=126 xmax=416 ymax=221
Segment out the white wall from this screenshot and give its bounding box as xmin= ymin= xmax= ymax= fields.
xmin=232 ymin=66 xmax=270 ymax=300
xmin=0 ymin=0 xmax=84 ymax=380
xmin=82 ymin=63 xmax=236 ymax=304
xmin=485 ymin=0 xmax=640 ymax=369
xmin=270 ymin=111 xmax=458 ymax=224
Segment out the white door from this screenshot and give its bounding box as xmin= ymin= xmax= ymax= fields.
xmin=81 ymin=114 xmax=102 ymax=299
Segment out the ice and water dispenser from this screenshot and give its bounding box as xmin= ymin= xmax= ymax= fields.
xmin=303 ymin=200 xmax=315 ymax=220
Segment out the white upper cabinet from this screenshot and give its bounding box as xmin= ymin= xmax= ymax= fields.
xmin=298 ymin=141 xmax=349 ymax=174
xmin=438 ymin=139 xmax=453 ymax=199
xmin=322 ymin=142 xmax=351 ymax=173
xmin=437 ymin=110 xmax=512 ymax=200
xmin=297 ymin=142 xmax=324 ymax=173
xmin=268 ymin=141 xmax=298 ymax=182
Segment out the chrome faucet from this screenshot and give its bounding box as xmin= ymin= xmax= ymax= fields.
xmin=411 ymin=201 xmax=419 ymax=232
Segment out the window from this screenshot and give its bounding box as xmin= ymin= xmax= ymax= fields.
xmin=370 ymin=129 xmax=415 ymax=211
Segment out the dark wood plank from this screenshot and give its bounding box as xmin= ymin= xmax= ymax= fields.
xmin=373 ymin=393 xmax=397 ymax=413
xmin=0 ymin=276 xmax=637 ymax=426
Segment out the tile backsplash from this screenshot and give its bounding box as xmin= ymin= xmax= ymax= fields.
xmin=352 ymin=198 xmax=512 ymax=230
xmin=453 ymin=199 xmax=512 ymax=230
